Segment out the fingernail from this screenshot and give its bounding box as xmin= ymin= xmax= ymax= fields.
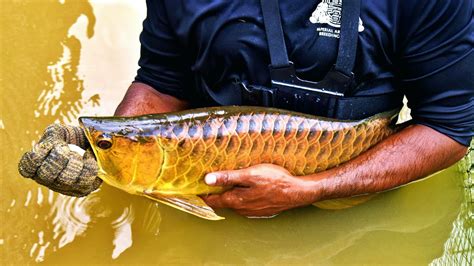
xmin=205 ymin=174 xmax=217 ymax=185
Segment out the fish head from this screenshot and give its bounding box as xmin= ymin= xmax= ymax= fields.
xmin=79 ymin=116 xmax=165 ymax=190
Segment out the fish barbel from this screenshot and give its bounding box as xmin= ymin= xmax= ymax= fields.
xmin=79 ymin=106 xmax=399 ymax=220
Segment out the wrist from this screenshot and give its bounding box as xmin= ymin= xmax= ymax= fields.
xmin=292 ymin=177 xmax=325 ymax=206
xmin=294 ymin=169 xmax=337 ymax=205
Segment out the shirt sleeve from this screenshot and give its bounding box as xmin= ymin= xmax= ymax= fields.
xmin=134 ymin=0 xmax=191 ymax=100
xmin=399 ymin=0 xmax=474 ymax=146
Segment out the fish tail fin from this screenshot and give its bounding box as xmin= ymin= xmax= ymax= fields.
xmin=142 ymin=191 xmax=224 ymax=221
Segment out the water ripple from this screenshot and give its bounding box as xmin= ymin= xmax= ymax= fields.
xmin=50 ymin=192 xmax=109 ymax=249
xmin=111 ymin=205 xmax=135 ymax=259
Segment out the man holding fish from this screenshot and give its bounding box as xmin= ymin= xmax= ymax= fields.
xmin=20 ymin=0 xmax=473 ymax=218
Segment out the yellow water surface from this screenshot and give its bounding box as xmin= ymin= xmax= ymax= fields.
xmin=1 ymin=1 xmax=472 ymax=264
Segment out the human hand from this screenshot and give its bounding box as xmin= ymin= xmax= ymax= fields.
xmin=201 ymin=164 xmax=318 ymax=217
xmin=18 ymin=124 xmax=101 ymax=197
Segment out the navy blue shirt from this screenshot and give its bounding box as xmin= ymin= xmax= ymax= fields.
xmin=135 ymin=0 xmax=474 ymax=146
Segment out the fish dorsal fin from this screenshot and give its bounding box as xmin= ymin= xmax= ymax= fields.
xmin=142 ymin=191 xmax=224 ymax=221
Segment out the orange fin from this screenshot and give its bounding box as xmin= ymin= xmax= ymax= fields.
xmin=313 ymin=194 xmax=376 ymax=210
xmin=142 ymin=191 xmax=224 ymax=221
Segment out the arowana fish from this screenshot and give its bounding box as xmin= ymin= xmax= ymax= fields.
xmin=80 ymin=106 xmax=399 ymax=220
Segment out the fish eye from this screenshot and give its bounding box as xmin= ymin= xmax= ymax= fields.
xmin=96 ymin=135 xmax=113 ymax=150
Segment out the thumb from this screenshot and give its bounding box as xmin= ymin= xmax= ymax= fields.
xmin=204 ymin=169 xmax=253 ymax=187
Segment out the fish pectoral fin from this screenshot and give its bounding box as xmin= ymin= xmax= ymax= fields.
xmin=142 ymin=191 xmax=224 ymax=221
xmin=313 ymin=194 xmax=377 ymax=210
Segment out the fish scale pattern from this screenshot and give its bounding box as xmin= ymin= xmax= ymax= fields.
xmin=146 ymin=108 xmax=397 ymax=195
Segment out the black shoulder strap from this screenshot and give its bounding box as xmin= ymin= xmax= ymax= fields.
xmin=260 ymin=0 xmax=361 ymax=93
xmin=259 ymin=0 xmax=290 ymax=69
xmin=250 ymin=0 xmax=401 ymax=120
xmin=335 ymin=0 xmax=361 ymax=77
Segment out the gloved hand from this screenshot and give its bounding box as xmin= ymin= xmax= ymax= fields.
xmin=18 ymin=124 xmax=102 ymax=197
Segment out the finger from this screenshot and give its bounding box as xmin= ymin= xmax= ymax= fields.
xmin=40 ymin=124 xmax=89 ymax=148
xmin=54 ymin=151 xmax=83 ymax=188
xmin=63 ymin=125 xmax=89 ymax=149
xmin=75 ymin=149 xmax=101 ymax=193
xmin=18 ymin=138 xmax=62 ymax=178
xmin=75 ymin=170 xmax=101 ymax=195
xmin=18 ymin=151 xmax=42 ymax=178
xmin=78 ymin=177 xmax=102 ymax=196
xmin=202 ymin=190 xmax=245 ymax=209
xmin=36 ymin=143 xmax=70 ymax=186
xmin=82 ymin=148 xmax=96 ymax=161
xmin=50 ymin=149 xmax=100 ymax=197
xmin=62 ymin=175 xmax=101 ymax=197
xmin=81 ymin=149 xmax=98 ymax=178
xmin=40 ymin=124 xmax=66 ymax=142
xmin=201 ymin=194 xmax=226 ymax=208
xmin=204 ymin=169 xmax=254 ymax=187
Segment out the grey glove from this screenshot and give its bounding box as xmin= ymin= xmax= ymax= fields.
xmin=18 ymin=124 xmax=102 ymax=197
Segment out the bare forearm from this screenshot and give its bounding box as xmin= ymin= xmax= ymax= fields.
xmin=307 ymin=124 xmax=468 ymax=202
xmin=114 ymin=82 xmax=188 ymax=116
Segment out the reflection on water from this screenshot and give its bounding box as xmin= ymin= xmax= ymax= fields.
xmin=142 ymin=202 xmax=162 ymax=237
xmin=1 ymin=0 xmax=97 ymax=137
xmin=48 ymin=192 xmax=137 ymax=260
xmin=22 ymin=188 xmax=140 ymax=262
xmin=51 ymin=194 xmax=98 ymax=250
xmin=1 ymin=0 xmax=99 ymax=263
xmin=111 ymin=205 xmax=134 ymax=259
xmin=0 ymin=0 xmax=472 ymax=264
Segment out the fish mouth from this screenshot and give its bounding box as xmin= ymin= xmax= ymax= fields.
xmin=78 ymin=117 xmax=100 ymax=144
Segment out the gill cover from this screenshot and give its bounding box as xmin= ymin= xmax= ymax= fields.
xmin=79 ymin=116 xmax=165 ymax=191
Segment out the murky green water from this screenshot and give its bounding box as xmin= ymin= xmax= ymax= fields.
xmin=1 ymin=1 xmax=472 ymax=264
